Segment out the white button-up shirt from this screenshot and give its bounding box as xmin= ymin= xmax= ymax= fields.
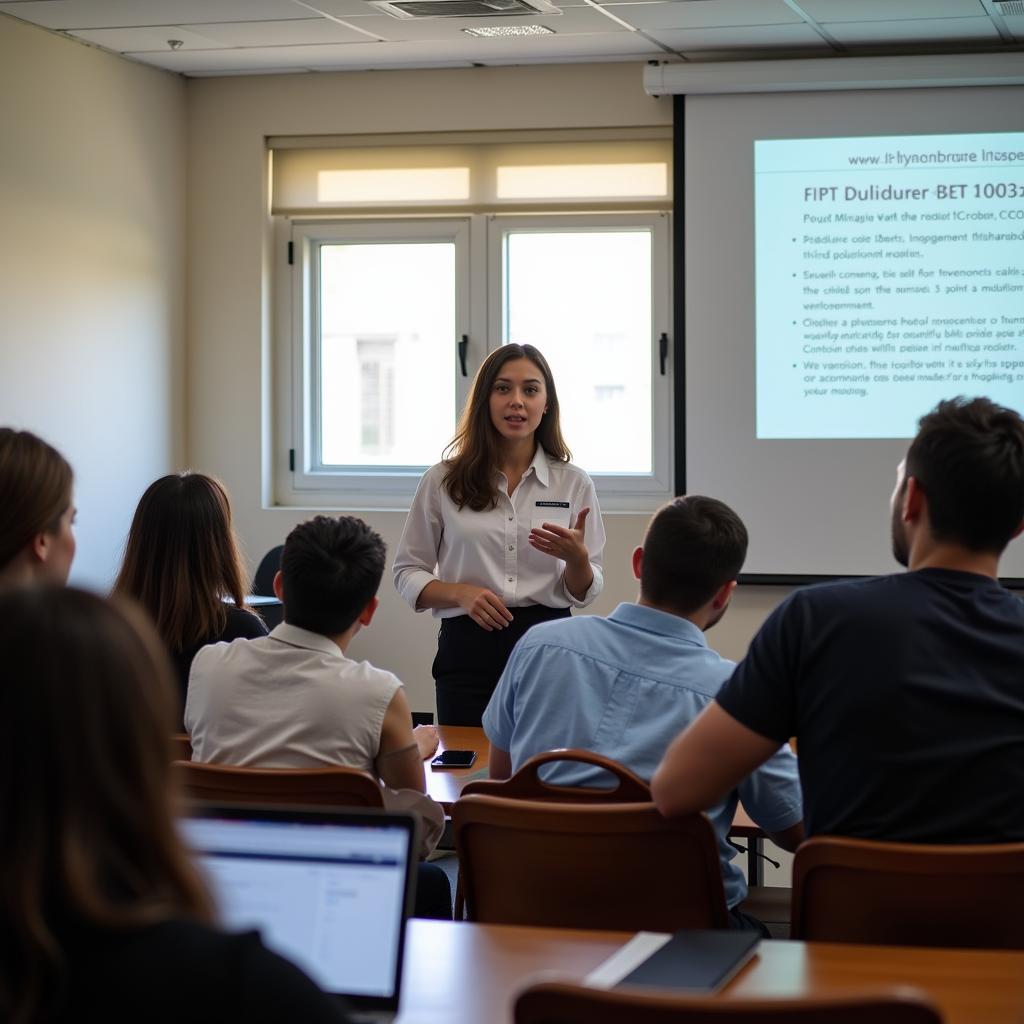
xmin=394 ymin=447 xmax=605 ymax=619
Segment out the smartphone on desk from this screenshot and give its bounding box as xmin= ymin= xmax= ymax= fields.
xmin=431 ymin=749 xmax=477 ymax=769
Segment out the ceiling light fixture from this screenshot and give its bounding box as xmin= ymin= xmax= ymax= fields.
xmin=462 ymin=23 xmax=555 ymax=36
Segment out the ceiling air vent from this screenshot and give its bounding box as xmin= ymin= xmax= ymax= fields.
xmin=368 ymin=0 xmax=560 ymax=19
xmin=992 ymin=0 xmax=1024 ymax=13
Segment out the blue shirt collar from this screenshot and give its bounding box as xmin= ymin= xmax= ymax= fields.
xmin=607 ymin=602 xmax=709 ymax=647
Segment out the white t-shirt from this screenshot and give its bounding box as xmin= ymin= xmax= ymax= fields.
xmin=185 ymin=622 xmax=401 ymax=771
xmin=393 ymin=446 xmax=605 ymax=619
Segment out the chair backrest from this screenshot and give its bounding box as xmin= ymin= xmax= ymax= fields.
xmin=792 ymin=835 xmax=1024 ymax=949
xmin=514 ymin=982 xmax=944 ymax=1024
xmin=453 ymin=795 xmax=729 ymax=931
xmin=251 ymin=544 xmax=284 ymax=596
xmin=462 ymin=748 xmax=651 ymax=803
xmin=170 ymin=733 xmax=193 ymax=762
xmin=172 ymin=761 xmax=385 ymax=809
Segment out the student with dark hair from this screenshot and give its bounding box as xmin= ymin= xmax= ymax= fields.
xmin=0 ymin=586 xmax=350 ymax=1023
xmin=113 ymin=472 xmax=267 ymax=714
xmin=394 ymin=344 xmax=606 ymax=725
xmin=186 ymin=516 xmax=450 ymax=918
xmin=0 ymin=427 xmax=76 ymax=588
xmin=653 ymin=396 xmax=1024 ymax=847
xmin=482 ymin=495 xmax=803 ymax=933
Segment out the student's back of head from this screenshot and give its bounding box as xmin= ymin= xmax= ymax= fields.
xmin=640 ymin=495 xmax=748 ymax=615
xmin=281 ymin=515 xmax=386 ymax=636
xmin=0 ymin=586 xmax=211 ymax=1021
xmin=113 ymin=472 xmax=249 ymax=653
xmin=905 ymin=396 xmax=1024 ymax=554
xmin=0 ymin=428 xmax=75 ymax=588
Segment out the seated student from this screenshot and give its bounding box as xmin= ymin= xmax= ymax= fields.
xmin=653 ymin=397 xmax=1024 ymax=846
xmin=482 ymin=496 xmax=804 ymax=933
xmin=113 ymin=472 xmax=267 ymax=719
xmin=186 ymin=515 xmax=450 ymax=918
xmin=0 ymin=586 xmax=350 ymax=1023
xmin=0 ymin=427 xmax=76 ymax=589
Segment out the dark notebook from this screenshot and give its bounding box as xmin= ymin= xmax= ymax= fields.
xmin=615 ymin=930 xmax=760 ymax=993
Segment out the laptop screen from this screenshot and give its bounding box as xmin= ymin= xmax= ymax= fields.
xmin=180 ymin=807 xmax=414 ymax=1006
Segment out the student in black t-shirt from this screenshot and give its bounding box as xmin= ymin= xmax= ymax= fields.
xmin=0 ymin=586 xmax=350 ymax=1024
xmin=113 ymin=472 xmax=267 ymax=722
xmin=652 ymin=396 xmax=1024 ymax=844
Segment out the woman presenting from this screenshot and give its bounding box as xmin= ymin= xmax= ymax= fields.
xmin=395 ymin=344 xmax=605 ymax=726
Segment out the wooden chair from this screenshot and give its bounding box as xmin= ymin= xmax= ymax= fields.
xmin=462 ymin=748 xmax=652 ymax=803
xmin=170 ymin=733 xmax=192 ymax=762
xmin=792 ymin=836 xmax=1024 ymax=949
xmin=453 ymin=749 xmax=651 ymax=917
xmin=514 ymin=982 xmax=944 ymax=1024
xmin=172 ymin=761 xmax=385 ymax=808
xmin=452 ymin=795 xmax=729 ymax=932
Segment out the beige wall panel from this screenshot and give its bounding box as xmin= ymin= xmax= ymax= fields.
xmin=0 ymin=15 xmax=186 ymax=589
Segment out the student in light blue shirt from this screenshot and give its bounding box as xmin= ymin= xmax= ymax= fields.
xmin=482 ymin=495 xmax=803 ymax=930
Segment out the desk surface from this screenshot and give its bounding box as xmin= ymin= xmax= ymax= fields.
xmin=425 ymin=726 xmax=758 ymax=835
xmin=426 ymin=726 xmax=492 ymax=810
xmin=398 ymin=920 xmax=1024 ymax=1024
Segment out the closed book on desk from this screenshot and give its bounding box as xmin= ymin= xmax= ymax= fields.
xmin=612 ymin=930 xmax=759 ymax=993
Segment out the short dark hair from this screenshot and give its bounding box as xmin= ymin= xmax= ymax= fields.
xmin=906 ymin=397 xmax=1024 ymax=554
xmin=280 ymin=516 xmax=386 ymax=635
xmin=640 ymin=496 xmax=748 ymax=614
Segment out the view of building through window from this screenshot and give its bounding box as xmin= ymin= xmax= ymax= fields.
xmin=319 ymin=241 xmax=456 ymax=468
xmin=503 ymin=229 xmax=653 ymax=475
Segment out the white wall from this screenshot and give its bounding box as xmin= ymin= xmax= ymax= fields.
xmin=185 ymin=63 xmax=726 ymax=712
xmin=0 ymin=15 xmax=187 ymax=589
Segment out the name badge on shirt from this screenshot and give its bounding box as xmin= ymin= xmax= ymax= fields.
xmin=532 ymin=500 xmax=571 ymax=531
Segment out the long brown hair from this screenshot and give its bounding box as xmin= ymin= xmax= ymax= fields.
xmin=0 ymin=586 xmax=213 ymax=1022
xmin=113 ymin=472 xmax=250 ymax=653
xmin=0 ymin=428 xmax=73 ymax=572
xmin=443 ymin=344 xmax=570 ymax=511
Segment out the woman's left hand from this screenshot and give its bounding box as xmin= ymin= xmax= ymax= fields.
xmin=529 ymin=507 xmax=591 ymax=569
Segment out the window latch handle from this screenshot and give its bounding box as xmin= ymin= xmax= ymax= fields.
xmin=458 ymin=334 xmax=469 ymax=377
xmin=659 ymin=332 xmax=669 ymax=376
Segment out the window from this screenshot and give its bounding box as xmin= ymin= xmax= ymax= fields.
xmin=274 ymin=135 xmax=672 ymax=510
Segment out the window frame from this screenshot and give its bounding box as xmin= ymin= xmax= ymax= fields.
xmin=275 ymin=212 xmax=672 ymax=511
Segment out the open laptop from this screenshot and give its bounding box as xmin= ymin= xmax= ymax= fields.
xmin=180 ymin=805 xmax=418 ymax=1023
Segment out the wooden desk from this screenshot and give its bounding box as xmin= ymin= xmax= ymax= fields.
xmin=425 ymin=726 xmax=759 ymax=842
xmin=397 ymin=920 xmax=1024 ymax=1024
xmin=426 ymin=725 xmax=491 ymax=812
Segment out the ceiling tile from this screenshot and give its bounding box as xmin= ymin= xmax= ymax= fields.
xmin=601 ymin=0 xmax=800 ymax=28
xmin=342 ymin=5 xmax=630 ymax=41
xmin=67 ymin=25 xmax=227 ymax=50
xmin=797 ymin=0 xmax=989 ymax=22
xmin=124 ymin=42 xmax=349 ymax=72
xmin=187 ymin=66 xmax=317 ymax=75
xmin=300 ymin=0 xmax=412 ymax=16
xmin=307 ymin=31 xmax=662 ymax=63
xmin=649 ymin=22 xmax=830 ymax=49
xmin=181 ymin=17 xmax=371 ymax=45
xmin=0 ymin=0 xmax=305 ymax=30
xmin=128 ymin=32 xmax=655 ymax=74
xmin=679 ymin=45 xmax=834 ymax=59
xmin=823 ymin=16 xmax=1001 ymax=43
xmin=1003 ymin=15 xmax=1024 ymax=41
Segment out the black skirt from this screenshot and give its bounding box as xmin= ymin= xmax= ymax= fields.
xmin=432 ymin=604 xmax=571 ymax=726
